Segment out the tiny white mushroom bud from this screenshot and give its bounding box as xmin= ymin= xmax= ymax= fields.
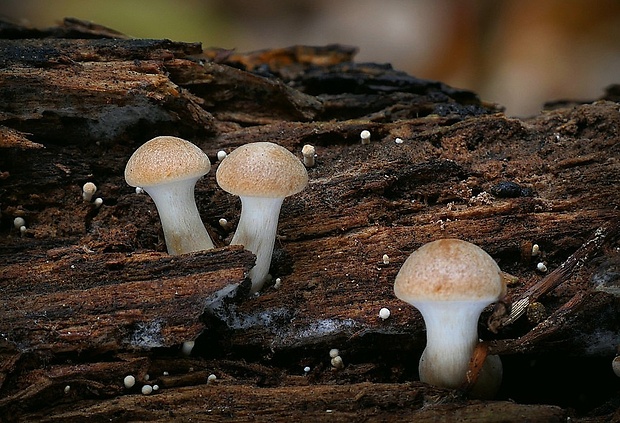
xmin=273 ymin=277 xmax=282 ymax=289
xmin=135 ymin=186 xmax=144 ymax=194
xmin=152 ymin=384 xmax=159 ymax=391
xmin=382 ymin=254 xmax=390 ymax=264
xmin=331 ymin=355 xmax=344 ymax=369
xmin=329 ymin=348 xmax=339 ymax=358
xmin=163 ymin=371 xmax=169 ymax=376
xmin=537 ymin=262 xmax=548 ymax=273
xmin=124 ymin=375 xmax=136 ymax=389
xmin=531 ymin=244 xmax=540 ymax=256
xmin=301 ymin=144 xmax=316 ymax=167
xmin=144 ymin=374 xmax=150 ymax=381
xmin=141 ymin=384 xmax=153 ymax=395
xmin=360 ymin=130 xmax=371 ymax=145
xmin=303 ymin=366 xmax=311 ymax=373
xmin=181 ymin=341 xmax=195 ymax=356
xmin=64 ymin=385 xmax=71 ymax=394
xmin=19 ymin=225 xmax=26 ymax=236
xmin=207 ymin=374 xmax=217 ymax=383
xmin=217 ymin=150 xmax=227 ymax=161
xmin=13 ymin=217 xmax=25 ymax=229
xmin=613 ymin=356 xmax=620 ymax=377
xmin=93 ymin=197 xmax=103 ymax=208
xmin=379 ymin=307 xmax=391 ymax=320
xmin=82 ymin=182 xmax=97 ymax=202
xmin=395 ymin=137 xmax=404 ymax=144
xmin=218 ymin=218 xmax=229 ymax=230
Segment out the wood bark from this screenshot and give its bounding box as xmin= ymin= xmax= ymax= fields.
xmin=0 ymin=18 xmax=619 ymax=422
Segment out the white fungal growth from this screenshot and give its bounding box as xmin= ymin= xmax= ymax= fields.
xmin=141 ymin=385 xmax=153 ymax=395
xmin=360 ymin=130 xmax=371 ymax=144
xmin=93 ymin=197 xmax=103 ymax=208
xmin=303 ymin=366 xmax=311 ymax=373
xmin=152 ymin=385 xmax=159 ymax=391
xmin=395 ymin=138 xmax=404 ymax=144
xmin=613 ymin=357 xmax=620 ymax=377
xmin=531 ymin=244 xmax=540 ymax=256
xmin=13 ymin=217 xmax=25 ymax=229
xmin=64 ymin=385 xmax=71 ymax=394
xmin=135 ymin=187 xmax=144 ymax=194
xmin=537 ymin=262 xmax=548 ymax=273
xmin=82 ymin=182 xmax=97 ymax=202
xmin=382 ymin=254 xmax=390 ymax=264
xmin=217 ymin=150 xmax=227 ymax=161
xmin=302 ymin=144 xmax=316 ymax=167
xmin=207 ymin=374 xmax=217 ymax=384
xmin=19 ymin=226 xmax=26 ymax=236
xmin=379 ymin=307 xmax=391 ymax=320
xmin=181 ymin=341 xmax=195 ymax=356
xmin=218 ymin=218 xmax=229 ymax=229
xmin=273 ymin=277 xmax=282 ymax=289
xmin=331 ymin=355 xmax=344 ymax=369
xmin=329 ymin=348 xmax=339 ymax=359
xmin=124 ymin=375 xmax=136 ymax=389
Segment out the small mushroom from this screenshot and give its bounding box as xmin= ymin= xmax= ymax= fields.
xmin=301 ymin=144 xmax=316 ymax=167
xmin=216 ymin=142 xmax=308 ymax=293
xmin=125 ymin=136 xmax=214 ymax=255
xmin=394 ymin=238 xmax=506 ymax=398
xmin=360 ymin=130 xmax=371 ymax=145
xmin=82 ymin=182 xmax=97 ymax=202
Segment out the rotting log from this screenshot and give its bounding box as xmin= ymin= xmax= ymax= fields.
xmin=0 ymin=18 xmax=619 ymax=422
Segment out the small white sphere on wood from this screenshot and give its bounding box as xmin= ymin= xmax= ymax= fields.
xmin=123 ymin=375 xmax=136 ymax=389
xmin=379 ymin=307 xmax=391 ymax=320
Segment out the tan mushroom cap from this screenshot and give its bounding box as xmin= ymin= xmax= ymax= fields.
xmin=125 ymin=136 xmax=211 ymax=187
xmin=394 ymin=238 xmax=504 ymax=303
xmin=216 ymin=142 xmax=308 ymax=198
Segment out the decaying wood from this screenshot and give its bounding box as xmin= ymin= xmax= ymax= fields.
xmin=0 ymin=18 xmax=619 ymax=422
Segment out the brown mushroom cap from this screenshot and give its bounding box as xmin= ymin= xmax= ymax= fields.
xmin=216 ymin=142 xmax=308 ymax=198
xmin=394 ymin=238 xmax=504 ymax=304
xmin=125 ymin=136 xmax=211 ymax=187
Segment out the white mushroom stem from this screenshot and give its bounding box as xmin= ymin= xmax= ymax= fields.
xmin=415 ymin=300 xmax=494 ymax=389
xmin=230 ymin=196 xmax=284 ymax=293
xmin=143 ymin=180 xmax=214 ymax=255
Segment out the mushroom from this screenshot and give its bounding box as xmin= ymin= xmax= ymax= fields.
xmin=216 ymin=142 xmax=308 ymax=293
xmin=124 ymin=136 xmax=214 ymax=255
xmin=301 ymin=144 xmax=316 ymax=167
xmin=82 ymin=182 xmax=97 ymax=202
xmin=393 ymin=238 xmax=506 ymax=398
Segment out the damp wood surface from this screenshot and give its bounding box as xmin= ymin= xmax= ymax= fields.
xmin=0 ymin=18 xmax=619 ymax=422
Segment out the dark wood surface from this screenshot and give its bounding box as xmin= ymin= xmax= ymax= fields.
xmin=0 ymin=18 xmax=618 ymax=422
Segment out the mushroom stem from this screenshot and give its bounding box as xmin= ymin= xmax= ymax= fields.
xmin=416 ymin=301 xmax=487 ymax=389
xmin=144 ymin=180 xmax=214 ymax=255
xmin=230 ymin=196 xmax=284 ymax=293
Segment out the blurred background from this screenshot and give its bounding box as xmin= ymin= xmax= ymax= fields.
xmin=2 ymin=0 xmax=619 ymax=116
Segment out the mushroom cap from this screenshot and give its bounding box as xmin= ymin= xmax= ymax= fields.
xmin=216 ymin=142 xmax=308 ymax=198
xmin=394 ymin=238 xmax=504 ymax=304
xmin=124 ymin=136 xmax=211 ymax=187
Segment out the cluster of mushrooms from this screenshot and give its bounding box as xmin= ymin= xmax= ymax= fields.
xmin=125 ymin=136 xmax=308 ymax=293
xmin=125 ymin=136 xmax=506 ymax=398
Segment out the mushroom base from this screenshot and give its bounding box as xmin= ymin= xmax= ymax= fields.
xmin=415 ymin=300 xmax=502 ymax=397
xmin=231 ymin=196 xmax=284 ymax=293
xmin=144 ymin=180 xmax=215 ymax=255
